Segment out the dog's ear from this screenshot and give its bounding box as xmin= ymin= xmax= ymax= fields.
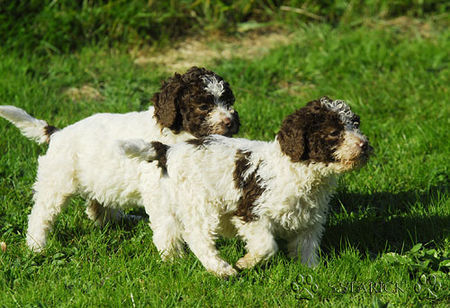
xmin=277 ymin=110 xmax=307 ymax=163
xmin=152 ymin=73 xmax=185 ymax=131
xmin=277 ymin=100 xmax=329 ymax=162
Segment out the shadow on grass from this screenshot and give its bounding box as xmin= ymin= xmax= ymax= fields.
xmin=52 ymin=207 xmax=150 ymax=251
xmin=50 ymin=187 xmax=447 ymax=260
xmin=322 ymin=185 xmax=449 ymax=256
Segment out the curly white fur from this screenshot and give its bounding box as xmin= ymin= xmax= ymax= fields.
xmin=0 ymin=102 xmax=236 ymax=252
xmin=1 ymin=96 xmax=370 ymax=277
xmin=119 ymin=136 xmax=342 ymax=276
xmin=202 ymin=75 xmax=225 ymax=100
xmin=21 ymin=108 xmax=196 ymax=251
xmin=320 ymin=97 xmax=357 ymax=129
xmin=0 ymin=106 xmax=51 ymax=144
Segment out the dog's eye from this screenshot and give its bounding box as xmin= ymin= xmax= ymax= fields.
xmin=351 ymin=115 xmax=360 ymax=128
xmin=198 ymin=104 xmax=209 ymax=111
xmin=329 ymin=130 xmax=340 ymax=137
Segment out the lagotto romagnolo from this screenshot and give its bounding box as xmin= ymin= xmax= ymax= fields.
xmin=117 ymin=97 xmax=373 ymax=276
xmin=0 ymin=67 xmax=239 ymax=251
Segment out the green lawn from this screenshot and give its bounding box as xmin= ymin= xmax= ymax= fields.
xmin=0 ymin=16 xmax=449 ymax=307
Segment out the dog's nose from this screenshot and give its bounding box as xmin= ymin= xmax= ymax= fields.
xmin=223 ymin=117 xmax=231 ymax=126
xmin=359 ymin=140 xmax=372 ymax=153
xmin=226 ymin=111 xmax=240 ymax=135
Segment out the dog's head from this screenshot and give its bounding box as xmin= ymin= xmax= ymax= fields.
xmin=152 ymin=67 xmax=240 ymax=138
xmin=277 ymin=97 xmax=372 ymax=172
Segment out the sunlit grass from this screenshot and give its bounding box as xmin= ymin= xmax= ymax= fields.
xmin=0 ymin=17 xmax=448 ymax=306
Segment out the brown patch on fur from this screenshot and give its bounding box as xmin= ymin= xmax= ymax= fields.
xmin=186 ymin=137 xmax=214 ymax=148
xmin=152 ymin=73 xmax=184 ymax=132
xmin=150 ymin=141 xmax=169 ymax=173
xmin=277 ymin=99 xmax=346 ymax=163
xmin=44 ymin=125 xmax=59 ymax=142
xmin=152 ymin=66 xmax=238 ymax=138
xmin=233 ymin=151 xmax=251 ymax=189
xmin=233 ymin=150 xmax=264 ymax=222
xmin=186 ymin=138 xmax=205 ymax=147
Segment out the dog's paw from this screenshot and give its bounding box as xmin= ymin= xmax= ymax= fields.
xmin=214 ymin=265 xmax=238 ymax=278
xmin=287 ymin=250 xmax=299 ymax=260
xmin=160 ymin=248 xmax=186 ymax=262
xmin=301 ymin=254 xmax=319 ymax=267
xmin=235 ymin=253 xmax=259 ymax=269
xmin=26 ymin=236 xmax=44 ymax=253
xmin=208 ymin=262 xmax=238 ymax=278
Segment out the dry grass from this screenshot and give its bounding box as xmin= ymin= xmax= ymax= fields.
xmin=132 ymin=30 xmax=293 ymax=72
xmin=64 ymin=85 xmax=104 ymax=102
xmin=365 ymin=16 xmax=441 ymax=38
xmin=131 ymin=16 xmax=442 ymax=73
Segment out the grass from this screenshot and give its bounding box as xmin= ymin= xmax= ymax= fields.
xmin=0 ymin=10 xmax=449 ymax=308
xmin=1 ymin=0 xmax=448 ymax=55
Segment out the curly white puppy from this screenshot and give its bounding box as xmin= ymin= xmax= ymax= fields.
xmin=0 ymin=67 xmax=239 ymax=252
xmin=118 ymin=97 xmax=373 ymax=277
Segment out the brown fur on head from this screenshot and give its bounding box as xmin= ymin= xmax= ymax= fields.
xmin=152 ymin=67 xmax=239 ymax=138
xmin=277 ymin=97 xmax=372 ymax=170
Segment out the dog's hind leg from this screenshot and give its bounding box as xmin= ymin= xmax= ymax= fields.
xmin=26 ymin=184 xmax=75 ymax=252
xmin=26 ymin=154 xmax=77 ymax=252
xmin=26 ymin=195 xmax=70 ymax=252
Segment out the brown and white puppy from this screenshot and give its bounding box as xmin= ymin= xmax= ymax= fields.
xmin=118 ymin=96 xmax=372 ymax=277
xmin=153 ymin=67 xmax=239 ymax=137
xmin=0 ymin=67 xmax=240 ymax=251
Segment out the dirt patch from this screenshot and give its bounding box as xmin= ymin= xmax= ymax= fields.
xmin=368 ymin=16 xmax=435 ymax=38
xmin=277 ymin=80 xmax=315 ymax=96
xmin=132 ymin=30 xmax=293 ymax=72
xmin=64 ymin=85 xmax=104 ymax=102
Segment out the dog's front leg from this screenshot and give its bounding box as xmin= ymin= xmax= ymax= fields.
xmin=235 ymin=220 xmax=278 ymax=269
xmin=286 ymin=234 xmax=301 ymax=259
xmin=297 ymin=224 xmax=325 ymax=267
xmin=183 ymin=229 xmax=237 ymax=277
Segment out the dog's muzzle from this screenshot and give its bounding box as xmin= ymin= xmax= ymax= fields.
xmin=224 ymin=111 xmax=240 ymax=136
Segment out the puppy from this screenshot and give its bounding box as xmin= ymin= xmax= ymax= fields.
xmin=0 ymin=67 xmax=239 ymax=251
xmin=118 ymin=97 xmax=372 ymax=276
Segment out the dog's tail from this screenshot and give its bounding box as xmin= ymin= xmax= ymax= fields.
xmin=118 ymin=139 xmax=166 ymax=162
xmin=0 ymin=105 xmax=59 ymax=144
